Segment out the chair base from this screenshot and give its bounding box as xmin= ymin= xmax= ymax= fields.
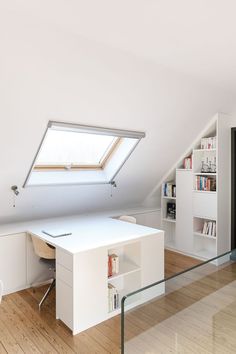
xmin=39 ymin=279 xmax=56 ymax=310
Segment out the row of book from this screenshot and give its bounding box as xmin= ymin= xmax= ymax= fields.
xmin=108 ymin=283 xmax=119 ymax=312
xmin=163 ymin=182 xmax=176 ymax=198
xmin=183 ymin=156 xmax=192 ymax=169
xmin=200 ymin=136 xmax=216 ymax=150
xmin=108 ymin=254 xmax=119 ymax=277
xmin=195 ymin=176 xmax=216 ymax=191
xmin=201 ymin=221 xmax=216 ymax=237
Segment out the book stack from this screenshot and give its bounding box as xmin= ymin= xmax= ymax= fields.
xmin=163 ymin=182 xmax=176 ymax=198
xmin=108 ymin=283 xmax=119 ymax=312
xmin=183 ymin=156 xmax=192 ymax=169
xmin=195 ymin=176 xmax=216 ymax=191
xmin=200 ymin=137 xmax=216 ymax=150
xmin=201 ymin=221 xmax=216 ymax=237
xmin=108 ymin=254 xmax=119 ymax=277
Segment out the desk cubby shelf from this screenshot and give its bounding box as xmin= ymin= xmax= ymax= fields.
xmin=108 ymin=260 xmax=141 ymax=281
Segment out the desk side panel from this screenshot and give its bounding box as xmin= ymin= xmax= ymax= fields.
xmin=73 ymin=247 xmax=107 ymax=333
xmin=141 ymin=231 xmax=165 ymax=301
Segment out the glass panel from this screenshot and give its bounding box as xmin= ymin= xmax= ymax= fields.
xmin=35 ymin=129 xmax=117 ymax=167
xmin=122 ymin=250 xmax=236 ymax=353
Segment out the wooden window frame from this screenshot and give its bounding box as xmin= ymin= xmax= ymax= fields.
xmin=34 ymin=137 xmax=122 ymax=171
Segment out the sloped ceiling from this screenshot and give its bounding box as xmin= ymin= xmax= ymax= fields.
xmin=0 ymin=2 xmax=236 ymax=223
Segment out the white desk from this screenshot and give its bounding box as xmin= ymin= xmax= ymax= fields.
xmin=0 ymin=210 xmax=164 ymax=335
xmin=29 ymin=215 xmax=164 ymax=334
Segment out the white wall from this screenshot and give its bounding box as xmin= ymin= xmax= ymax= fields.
xmin=0 ymin=10 xmax=235 ymax=223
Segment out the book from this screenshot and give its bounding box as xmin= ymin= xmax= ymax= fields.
xmin=195 ymin=176 xmax=216 ymax=191
xmin=201 ymin=220 xmax=216 ymax=237
xmin=108 ymin=283 xmax=119 ymax=312
xmin=166 ymin=202 xmax=176 ymax=220
xmin=200 ymin=136 xmax=216 ymax=149
xmin=108 ymin=255 xmax=113 ymax=277
xmin=108 ymin=254 xmax=119 ymax=277
xmin=111 ymin=254 xmax=119 ymax=275
xmin=183 ymin=156 xmax=192 ymax=169
xmin=163 ymin=182 xmax=176 ymax=198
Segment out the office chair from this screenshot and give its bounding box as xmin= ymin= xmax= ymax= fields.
xmin=31 ymin=235 xmax=56 ymax=310
xmin=118 ymin=215 xmax=137 ymax=224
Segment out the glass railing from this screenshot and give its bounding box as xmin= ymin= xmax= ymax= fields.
xmin=121 ymin=249 xmax=236 ymax=353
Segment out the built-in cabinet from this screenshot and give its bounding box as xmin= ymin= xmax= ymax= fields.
xmin=161 ymin=113 xmax=231 ymax=260
xmin=0 ymin=233 xmax=27 ymax=294
xmin=0 ymin=233 xmax=53 ymax=295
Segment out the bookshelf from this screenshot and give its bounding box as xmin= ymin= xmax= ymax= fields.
xmin=161 ymin=113 xmax=231 ymax=261
xmin=107 ymin=242 xmax=141 ymax=312
xmin=106 ymin=232 xmax=164 ymax=315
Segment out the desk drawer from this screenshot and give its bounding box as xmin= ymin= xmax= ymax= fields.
xmin=57 ymin=264 xmax=73 ymax=287
xmin=56 ymin=248 xmax=73 ymax=271
xmin=56 ymin=278 xmax=73 ymax=330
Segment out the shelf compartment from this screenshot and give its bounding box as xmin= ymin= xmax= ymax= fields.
xmin=194 ymin=232 xmax=216 ymax=240
xmin=108 ymin=261 xmax=141 ymax=281
xmin=108 ymin=270 xmax=141 ymax=314
xmin=162 ymin=218 xmax=176 ymax=223
xmin=176 ymin=168 xmax=192 ymax=171
xmin=193 ymin=148 xmax=216 ymax=152
xmin=193 ymin=190 xmax=216 ymax=194
xmin=194 ymin=173 xmax=217 ymax=176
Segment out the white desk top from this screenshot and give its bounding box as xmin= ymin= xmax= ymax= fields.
xmin=29 ymin=215 xmax=162 ymax=254
xmin=0 ymin=208 xmax=162 ymax=254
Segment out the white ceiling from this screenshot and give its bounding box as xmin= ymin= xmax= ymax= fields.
xmin=2 ymin=0 xmax=236 ymax=88
xmin=0 ymin=2 xmax=236 ymax=223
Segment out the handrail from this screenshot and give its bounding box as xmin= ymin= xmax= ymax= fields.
xmin=121 ymin=248 xmax=234 ymax=353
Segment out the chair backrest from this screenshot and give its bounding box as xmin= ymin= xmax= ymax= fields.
xmin=31 ymin=235 xmax=55 ymax=259
xmin=118 ymin=215 xmax=137 ymax=224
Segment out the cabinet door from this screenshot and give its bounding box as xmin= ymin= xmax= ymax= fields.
xmin=176 ymin=170 xmax=193 ymax=253
xmin=0 ymin=233 xmax=27 ymax=295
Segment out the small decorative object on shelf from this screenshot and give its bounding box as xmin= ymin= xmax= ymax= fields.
xmin=200 ymin=136 xmax=216 ymax=150
xmin=183 ymin=155 xmax=192 ymax=169
xmin=163 ymin=182 xmax=176 ymax=198
xmin=166 ymin=202 xmax=176 ymax=220
xmin=201 ymin=155 xmax=217 ymax=173
xmin=108 ymin=254 xmax=119 ymax=277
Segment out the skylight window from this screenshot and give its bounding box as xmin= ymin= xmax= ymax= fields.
xmin=24 ymin=121 xmax=145 ymax=187
xmin=35 ymin=130 xmax=120 ymax=170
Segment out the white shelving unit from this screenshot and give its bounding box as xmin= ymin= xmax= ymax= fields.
xmin=161 ymin=113 xmax=231 ymax=261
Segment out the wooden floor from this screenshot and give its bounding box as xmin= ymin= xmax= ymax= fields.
xmin=0 ymin=250 xmax=232 ymax=354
